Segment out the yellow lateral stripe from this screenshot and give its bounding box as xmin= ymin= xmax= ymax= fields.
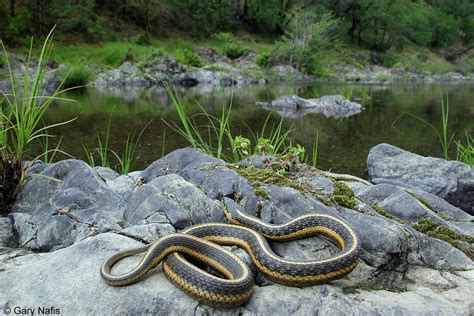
xmin=185 ymin=223 xmax=358 ymax=265
xmin=163 ymin=260 xmax=253 ymax=307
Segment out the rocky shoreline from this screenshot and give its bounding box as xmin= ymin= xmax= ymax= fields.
xmin=1 ymin=47 xmax=474 ymax=94
xmin=91 ymin=48 xmax=474 ymax=89
xmin=1 ymin=144 xmax=473 ymax=314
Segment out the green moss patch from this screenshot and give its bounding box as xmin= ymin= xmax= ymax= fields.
xmin=227 ymin=164 xmax=332 ymax=204
xmin=412 ymin=219 xmax=474 ymax=260
xmin=332 ymin=181 xmax=358 ymax=209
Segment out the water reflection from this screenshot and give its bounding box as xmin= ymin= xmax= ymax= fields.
xmin=40 ymin=83 xmax=474 ymax=178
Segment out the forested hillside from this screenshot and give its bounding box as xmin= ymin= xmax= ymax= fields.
xmin=1 ymin=1 xmax=474 ymax=80
xmin=1 ymin=1 xmax=473 ymax=49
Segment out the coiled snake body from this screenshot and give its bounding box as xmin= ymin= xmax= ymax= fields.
xmin=100 ymin=207 xmax=361 ymax=307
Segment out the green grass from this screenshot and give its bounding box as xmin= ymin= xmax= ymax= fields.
xmin=165 ymin=84 xmax=297 ymax=163
xmin=83 ymin=111 xmax=150 ymax=174
xmin=0 ymin=28 xmax=74 ymax=213
xmin=456 ymin=131 xmax=474 ymax=167
xmin=63 ymin=65 xmax=92 ymax=88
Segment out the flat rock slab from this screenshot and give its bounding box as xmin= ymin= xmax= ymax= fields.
xmin=0 ymin=233 xmax=473 ymax=315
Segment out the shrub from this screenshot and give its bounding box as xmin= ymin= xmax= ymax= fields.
xmin=175 ymin=49 xmax=205 ymax=67
xmin=222 ymin=41 xmax=247 ymax=59
xmin=63 ymin=65 xmax=92 ymax=88
xmin=136 ymin=34 xmax=151 ymax=46
xmin=212 ymin=32 xmax=248 ymax=59
xmin=256 ymin=52 xmax=270 ymax=68
xmin=376 ymin=51 xmax=399 ymax=68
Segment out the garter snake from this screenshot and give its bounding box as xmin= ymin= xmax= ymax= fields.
xmin=100 ymin=207 xmax=361 ymax=307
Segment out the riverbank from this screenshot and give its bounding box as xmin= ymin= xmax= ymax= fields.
xmin=2 ymin=39 xmax=473 ymax=90
xmin=1 ymin=145 xmax=473 ymax=314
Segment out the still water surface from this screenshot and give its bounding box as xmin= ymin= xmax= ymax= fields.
xmin=43 ymin=83 xmax=474 ymax=178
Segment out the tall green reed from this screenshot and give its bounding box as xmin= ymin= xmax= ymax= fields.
xmin=0 ymin=28 xmax=74 ymax=213
xmin=165 ymin=85 xmax=296 ymax=163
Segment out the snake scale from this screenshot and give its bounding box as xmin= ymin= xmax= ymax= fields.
xmin=100 ymin=206 xmax=361 ymax=307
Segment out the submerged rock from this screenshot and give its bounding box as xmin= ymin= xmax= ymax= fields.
xmin=368 ymin=143 xmax=474 ymax=214
xmin=256 ymin=94 xmax=363 ymax=118
xmin=1 ymin=147 xmax=473 ymax=314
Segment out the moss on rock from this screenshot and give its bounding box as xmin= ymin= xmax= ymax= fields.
xmin=332 ymin=181 xmax=358 ymax=209
xmin=412 ymin=219 xmax=474 ymax=260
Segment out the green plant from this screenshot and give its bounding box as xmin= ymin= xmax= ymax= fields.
xmin=233 ymin=136 xmax=251 ymax=157
xmin=337 ymin=87 xmax=354 ymax=100
xmin=175 ymin=49 xmax=205 ymax=67
xmin=135 ymin=34 xmax=151 ymax=46
xmin=211 ymin=32 xmax=234 ymax=43
xmin=286 ymin=144 xmax=305 ymax=164
xmin=63 ymin=65 xmax=91 ymax=88
xmin=164 ymin=84 xmax=236 ymax=161
xmin=111 ymin=121 xmax=151 ymax=174
xmin=83 ymin=114 xmax=151 ymax=174
xmin=456 ymin=131 xmax=474 ymax=167
xmin=256 ymin=52 xmax=270 ymax=68
xmin=0 ymin=29 xmax=73 ymax=214
xmin=223 ymin=41 xmax=246 ymax=59
xmin=392 ymin=92 xmax=454 ymax=160
xmin=311 ymin=130 xmax=319 ymax=168
xmin=165 ymin=86 xmax=295 ymax=163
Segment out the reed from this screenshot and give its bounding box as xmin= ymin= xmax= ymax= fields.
xmin=0 ymin=28 xmax=74 ymax=213
xmin=165 ymin=86 xmax=296 ymax=163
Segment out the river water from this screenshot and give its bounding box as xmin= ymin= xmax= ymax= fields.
xmin=43 ymin=83 xmax=474 ymax=178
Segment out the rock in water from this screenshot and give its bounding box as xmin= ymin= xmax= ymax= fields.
xmin=368 ymin=143 xmax=474 ymax=214
xmin=256 ymin=94 xmax=363 ymax=118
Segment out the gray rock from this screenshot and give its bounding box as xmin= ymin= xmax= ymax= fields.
xmin=0 ymin=233 xmax=472 ymax=315
xmin=256 ymin=94 xmax=363 ymax=118
xmin=141 ymin=148 xmax=221 ymax=182
xmin=240 ymin=155 xmax=281 ymax=169
xmin=3 ymin=148 xmax=474 ymax=313
xmin=368 ymin=143 xmax=474 ymax=213
xmin=121 ymin=222 xmax=176 ymax=243
xmin=11 ymin=160 xmax=125 ymax=251
xmin=0 ymin=217 xmax=15 ymax=250
xmin=124 ymin=174 xmax=225 ymax=229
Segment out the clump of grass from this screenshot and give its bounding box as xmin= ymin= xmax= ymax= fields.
xmin=0 ymin=28 xmax=73 ymax=214
xmin=456 ymin=131 xmax=474 ymax=167
xmin=412 ymin=219 xmax=474 ymax=259
xmin=175 ymin=49 xmax=205 ymax=68
xmin=165 ymin=85 xmax=296 ymax=163
xmin=63 ymin=65 xmax=91 ymax=88
xmin=83 ymin=113 xmax=151 ymax=174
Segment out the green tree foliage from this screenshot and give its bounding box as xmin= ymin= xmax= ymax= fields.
xmin=0 ymin=0 xmax=472 ymax=51
xmin=271 ymin=8 xmax=339 ymax=74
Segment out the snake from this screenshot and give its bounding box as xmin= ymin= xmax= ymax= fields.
xmin=100 ymin=206 xmax=361 ymax=308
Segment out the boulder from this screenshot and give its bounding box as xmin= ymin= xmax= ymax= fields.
xmin=10 ymin=160 xmax=125 ymax=251
xmin=256 ymin=94 xmax=363 ymax=118
xmin=0 ymin=232 xmax=472 ymax=315
xmin=368 ymin=143 xmax=474 ymax=214
xmin=1 ymin=148 xmax=473 ymax=314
